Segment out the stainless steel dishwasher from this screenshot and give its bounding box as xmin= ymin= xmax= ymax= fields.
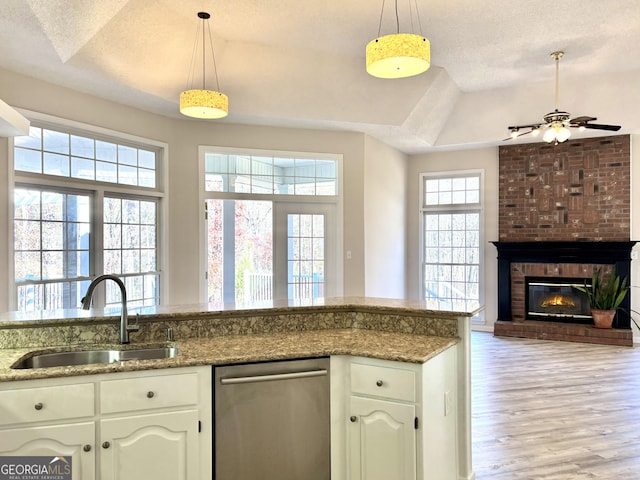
xmin=214 ymin=357 xmax=330 ymax=480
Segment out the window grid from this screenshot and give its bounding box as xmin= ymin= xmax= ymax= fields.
xmin=12 ymin=120 xmax=164 ymax=312
xmin=103 ymin=197 xmax=159 ymax=308
xmin=421 ymin=172 xmax=482 ymax=314
xmin=204 ymin=153 xmax=337 ymax=196
xmin=287 ymin=214 xmax=325 ymax=300
xmin=14 ymin=187 xmax=91 ymax=311
xmin=14 ymin=126 xmax=157 ymax=188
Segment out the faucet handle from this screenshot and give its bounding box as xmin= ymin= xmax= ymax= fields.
xmin=127 ymin=313 xmax=140 ymax=332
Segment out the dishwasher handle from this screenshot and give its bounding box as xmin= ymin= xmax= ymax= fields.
xmin=219 ymin=369 xmax=328 ymax=385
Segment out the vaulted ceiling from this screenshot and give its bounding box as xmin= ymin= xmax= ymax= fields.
xmin=2 ymin=0 xmax=640 ymax=152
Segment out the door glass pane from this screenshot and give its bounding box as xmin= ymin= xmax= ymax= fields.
xmin=206 ymin=200 xmax=273 ymax=305
xmin=287 ymin=214 xmax=325 ymax=300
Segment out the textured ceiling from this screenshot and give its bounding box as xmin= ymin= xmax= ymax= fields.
xmin=1 ymin=0 xmax=640 ymax=152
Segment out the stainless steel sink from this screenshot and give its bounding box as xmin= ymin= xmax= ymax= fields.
xmin=12 ymin=346 xmax=178 ymax=369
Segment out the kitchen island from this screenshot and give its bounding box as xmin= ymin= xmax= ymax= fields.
xmin=0 ymin=297 xmax=479 ymax=480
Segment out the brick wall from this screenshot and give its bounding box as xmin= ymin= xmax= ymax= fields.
xmin=498 ymin=135 xmax=631 ymax=241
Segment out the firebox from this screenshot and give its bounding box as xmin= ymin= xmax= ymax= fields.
xmin=525 ymin=277 xmax=592 ymax=323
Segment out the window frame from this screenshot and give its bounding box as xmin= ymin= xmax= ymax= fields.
xmin=419 ymin=170 xmax=485 ymax=322
xmin=198 ymin=145 xmax=343 ymax=304
xmin=8 ymin=110 xmax=168 ymax=311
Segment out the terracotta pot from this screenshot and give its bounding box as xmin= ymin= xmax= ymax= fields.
xmin=591 ymin=309 xmax=616 ymax=329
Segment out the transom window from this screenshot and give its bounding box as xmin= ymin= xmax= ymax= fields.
xmin=421 ymin=172 xmax=482 ymax=315
xmin=14 ymin=126 xmax=157 ymax=188
xmin=12 ymin=119 xmax=164 ymax=312
xmin=204 ymin=152 xmax=336 ymax=195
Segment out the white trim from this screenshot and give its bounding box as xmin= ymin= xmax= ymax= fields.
xmin=8 ymin=110 xmax=169 ymax=309
xmin=419 ymin=169 xmax=486 ymax=323
xmin=198 ymin=145 xmax=343 ymax=303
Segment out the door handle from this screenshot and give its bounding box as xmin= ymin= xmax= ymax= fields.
xmin=220 ymin=369 xmax=328 ymax=385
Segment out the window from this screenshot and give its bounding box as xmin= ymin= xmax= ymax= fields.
xmin=420 ymin=172 xmax=482 ymax=315
xmin=14 ymin=127 xmax=157 ymax=187
xmin=12 ymin=120 xmax=165 ymax=312
xmin=202 ymin=147 xmax=340 ymax=305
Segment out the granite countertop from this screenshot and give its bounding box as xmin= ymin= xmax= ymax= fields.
xmin=0 ymin=329 xmax=459 ymax=382
xmin=0 ymin=296 xmax=482 ymax=327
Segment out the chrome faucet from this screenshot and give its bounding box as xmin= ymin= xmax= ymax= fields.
xmin=81 ymin=274 xmax=139 ymax=344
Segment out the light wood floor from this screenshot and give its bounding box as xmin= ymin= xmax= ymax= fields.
xmin=471 ymin=332 xmax=640 ymax=479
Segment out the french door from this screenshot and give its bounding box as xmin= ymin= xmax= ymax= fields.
xmin=205 ymin=200 xmax=336 ymax=304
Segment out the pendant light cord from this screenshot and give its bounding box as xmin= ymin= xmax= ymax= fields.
xmin=376 ymin=0 xmax=423 ymax=36
xmin=201 ymin=16 xmax=206 ymax=90
xmin=376 ymin=0 xmax=385 ymax=37
xmin=206 ymin=19 xmax=222 ymax=91
xmin=184 ymin=12 xmax=221 ymax=92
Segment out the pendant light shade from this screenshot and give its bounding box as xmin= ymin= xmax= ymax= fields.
xmin=180 ymin=89 xmax=228 ymax=119
xmin=366 ymin=33 xmax=430 ymax=79
xmin=366 ymin=0 xmax=430 ymax=79
xmin=180 ymin=12 xmax=228 ymax=119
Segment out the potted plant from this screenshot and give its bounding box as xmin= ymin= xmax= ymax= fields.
xmin=574 ymin=268 xmax=629 ymax=328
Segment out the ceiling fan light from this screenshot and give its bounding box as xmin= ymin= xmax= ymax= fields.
xmin=531 ymin=128 xmax=540 ymax=137
xmin=510 ymin=129 xmax=519 ymax=139
xmin=542 ymin=127 xmax=557 ymax=143
xmin=366 ymin=34 xmax=430 ymax=79
xmin=556 ymin=126 xmax=571 ymax=142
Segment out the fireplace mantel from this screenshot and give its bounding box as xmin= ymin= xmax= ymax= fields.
xmin=492 ymin=241 xmax=636 ymax=264
xmin=491 ymin=241 xmax=637 ymax=330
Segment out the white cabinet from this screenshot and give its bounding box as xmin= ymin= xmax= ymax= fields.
xmin=349 ymin=396 xmax=416 ymax=480
xmin=0 ymin=423 xmax=95 ymax=480
xmin=99 ymin=371 xmax=203 ymax=480
xmin=0 ymin=366 xmax=211 ymax=480
xmin=348 ymin=360 xmax=418 ymax=480
xmin=100 ymin=410 xmax=199 ymax=480
xmin=345 ymin=347 xmax=458 ymax=480
xmin=0 ymin=379 xmax=96 ymax=480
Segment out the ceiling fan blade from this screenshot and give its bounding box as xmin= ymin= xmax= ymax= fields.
xmin=582 ymin=123 xmax=621 ymax=131
xmin=502 ymin=130 xmax=534 ymax=141
xmin=570 ymin=116 xmax=596 ymax=124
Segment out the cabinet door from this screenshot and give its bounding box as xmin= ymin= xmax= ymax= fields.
xmin=0 ymin=422 xmax=95 ymax=480
xmin=100 ymin=410 xmax=199 ymax=480
xmin=349 ymin=396 xmax=416 ymax=480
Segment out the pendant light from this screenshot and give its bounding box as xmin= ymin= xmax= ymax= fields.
xmin=180 ymin=12 xmax=228 ymax=119
xmin=366 ymin=0 xmax=430 ymax=79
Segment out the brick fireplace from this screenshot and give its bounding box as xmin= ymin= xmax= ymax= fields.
xmin=493 ymin=134 xmax=634 ymax=346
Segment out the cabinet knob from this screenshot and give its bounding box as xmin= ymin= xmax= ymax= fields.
xmin=147 ymin=391 xmax=155 ymax=398
xmin=102 ymin=441 xmax=111 ymax=449
xmin=83 ymin=445 xmax=92 ymax=452
xmin=350 ymin=416 xmax=357 ymax=423
xmin=376 ymin=380 xmax=383 ymax=387
xmin=34 ymin=402 xmax=43 ymax=410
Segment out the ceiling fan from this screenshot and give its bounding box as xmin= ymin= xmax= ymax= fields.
xmin=505 ymin=51 xmax=621 ymax=144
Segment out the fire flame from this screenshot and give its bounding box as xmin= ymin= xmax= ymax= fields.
xmin=540 ymin=295 xmax=576 ymax=308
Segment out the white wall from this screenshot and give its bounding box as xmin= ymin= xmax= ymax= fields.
xmin=0 ymin=68 xmax=370 ymax=310
xmin=407 ymin=148 xmax=499 ymax=330
xmin=363 ymin=136 xmax=408 ymax=298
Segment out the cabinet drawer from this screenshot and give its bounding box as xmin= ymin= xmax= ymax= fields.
xmin=351 ymin=363 xmax=415 ymax=402
xmin=100 ymin=372 xmax=199 ymax=414
xmin=0 ymin=383 xmax=95 ymax=426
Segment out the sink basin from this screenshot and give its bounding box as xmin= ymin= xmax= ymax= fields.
xmin=12 ymin=346 xmax=178 ymax=369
